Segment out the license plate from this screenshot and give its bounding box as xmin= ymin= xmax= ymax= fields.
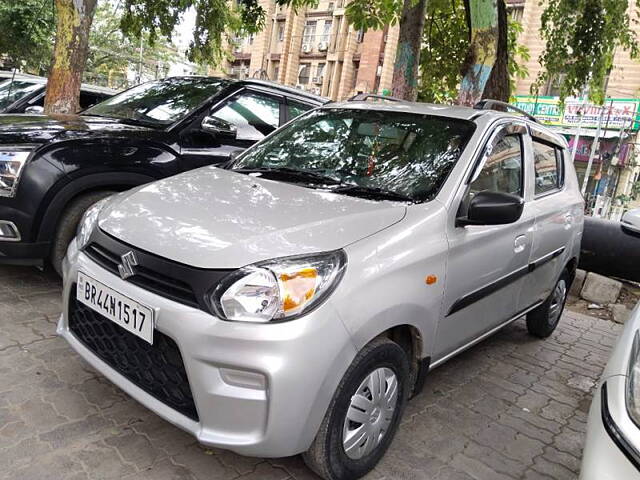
xmin=77 ymin=272 xmax=155 ymax=344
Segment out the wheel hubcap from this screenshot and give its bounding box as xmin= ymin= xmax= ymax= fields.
xmin=342 ymin=367 xmax=398 ymax=460
xmin=549 ymin=279 xmax=567 ymax=326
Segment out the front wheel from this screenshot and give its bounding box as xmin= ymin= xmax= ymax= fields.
xmin=303 ymin=337 xmax=409 ymax=480
xmin=526 ymin=270 xmax=569 ymax=338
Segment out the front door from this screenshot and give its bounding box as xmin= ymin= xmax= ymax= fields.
xmin=180 ymin=89 xmax=284 ymax=169
xmin=434 ymin=123 xmax=534 ymax=362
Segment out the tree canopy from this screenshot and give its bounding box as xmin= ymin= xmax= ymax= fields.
xmin=0 ymin=0 xmax=55 ymax=74
xmin=535 ymin=0 xmax=639 ymax=103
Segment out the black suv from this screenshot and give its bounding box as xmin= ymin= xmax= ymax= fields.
xmin=0 ymin=76 xmax=327 ymax=272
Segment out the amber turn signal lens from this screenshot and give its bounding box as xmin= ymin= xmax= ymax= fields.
xmin=425 ymin=275 xmax=437 ymax=285
xmin=280 ymin=268 xmax=319 ymax=312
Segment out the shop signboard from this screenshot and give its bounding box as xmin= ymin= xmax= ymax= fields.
xmin=512 ymin=96 xmax=640 ymax=131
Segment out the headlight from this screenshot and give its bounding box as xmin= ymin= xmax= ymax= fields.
xmin=76 ymin=198 xmax=109 ymax=250
xmin=211 ymin=250 xmax=347 ymax=323
xmin=0 ymin=148 xmax=32 ymax=197
xmin=627 ymin=331 xmax=640 ymax=427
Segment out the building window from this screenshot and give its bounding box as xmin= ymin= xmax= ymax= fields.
xmin=321 ymin=20 xmax=332 ymax=43
xmin=303 ymin=21 xmax=317 ymax=47
xmin=508 ymin=5 xmax=524 ymax=22
xmin=316 ymin=63 xmax=325 ymax=78
xmin=328 ymin=2 xmax=334 ymax=9
xmin=278 ymin=23 xmax=285 ymax=42
xmin=355 ymin=29 xmax=365 ymax=43
xmin=271 ymin=61 xmax=280 ymax=81
xmin=299 ymin=64 xmax=311 ymax=85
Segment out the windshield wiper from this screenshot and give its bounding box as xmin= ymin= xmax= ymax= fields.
xmin=330 ymin=184 xmax=415 ymax=203
xmin=233 ymin=167 xmax=342 ymax=185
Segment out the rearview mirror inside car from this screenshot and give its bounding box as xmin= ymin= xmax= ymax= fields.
xmin=457 ymin=191 xmax=524 ymax=227
xmin=201 ymin=116 xmax=237 ymax=139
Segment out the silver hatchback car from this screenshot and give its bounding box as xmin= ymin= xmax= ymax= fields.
xmin=58 ymin=100 xmax=584 ymax=479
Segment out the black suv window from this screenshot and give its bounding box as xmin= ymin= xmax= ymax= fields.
xmin=210 ymin=91 xmax=281 ymax=141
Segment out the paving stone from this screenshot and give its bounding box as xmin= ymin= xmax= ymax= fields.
xmin=0 ymin=266 xmax=625 ymax=479
xmin=580 ymin=272 xmax=622 ymax=304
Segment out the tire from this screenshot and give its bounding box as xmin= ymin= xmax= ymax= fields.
xmin=526 ymin=269 xmax=570 ymax=338
xmin=50 ymin=191 xmax=115 ymax=276
xmin=303 ymin=337 xmax=410 ymax=480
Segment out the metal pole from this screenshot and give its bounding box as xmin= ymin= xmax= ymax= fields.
xmin=571 ymin=98 xmax=586 ymax=163
xmin=582 ymin=105 xmax=605 ymax=195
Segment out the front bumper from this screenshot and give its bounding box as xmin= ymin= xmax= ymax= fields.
xmin=580 ymin=376 xmax=640 ymax=480
xmin=0 ymin=238 xmax=49 ymax=265
xmin=57 ymin=242 xmax=358 ymax=457
xmin=0 ymin=203 xmax=48 ymax=264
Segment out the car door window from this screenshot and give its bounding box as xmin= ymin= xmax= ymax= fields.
xmin=533 ymin=140 xmax=563 ymax=195
xmin=470 ymin=134 xmax=523 ymax=196
xmin=210 ymin=92 xmax=281 ymax=141
xmin=287 ymin=101 xmax=313 ymax=121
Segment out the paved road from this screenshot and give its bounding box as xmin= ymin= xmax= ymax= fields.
xmin=0 ymin=265 xmax=622 ymax=480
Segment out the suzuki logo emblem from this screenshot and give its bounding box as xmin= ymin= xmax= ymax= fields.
xmin=118 ymin=251 xmax=138 ymax=280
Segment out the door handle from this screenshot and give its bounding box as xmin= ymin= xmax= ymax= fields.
xmin=514 ymin=235 xmax=527 ymax=253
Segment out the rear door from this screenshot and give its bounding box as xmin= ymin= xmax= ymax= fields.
xmin=435 ymin=122 xmax=535 ymax=361
xmin=520 ymin=128 xmax=576 ymax=308
xmin=179 ymin=88 xmax=285 ymax=169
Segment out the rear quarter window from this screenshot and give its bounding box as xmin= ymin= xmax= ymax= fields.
xmin=533 ymin=140 xmax=564 ymax=196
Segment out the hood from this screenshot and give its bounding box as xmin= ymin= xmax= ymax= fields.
xmin=0 ymin=114 xmax=155 ymax=145
xmin=99 ymin=167 xmax=407 ymax=269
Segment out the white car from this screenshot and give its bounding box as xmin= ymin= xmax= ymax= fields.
xmin=622 ymin=208 xmax=640 ymax=234
xmin=580 ymin=302 xmax=640 ymax=479
xmin=58 ymin=99 xmax=584 ymax=479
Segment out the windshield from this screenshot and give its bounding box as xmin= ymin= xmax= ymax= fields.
xmin=83 ymin=77 xmax=229 ymax=127
xmin=233 ymin=108 xmax=475 ymax=202
xmin=0 ymin=80 xmax=43 ymax=111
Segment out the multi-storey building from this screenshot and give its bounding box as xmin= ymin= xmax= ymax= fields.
xmin=212 ymin=0 xmax=399 ymax=101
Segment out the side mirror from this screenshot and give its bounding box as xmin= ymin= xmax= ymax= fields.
xmin=201 ymin=116 xmax=237 ymax=139
xmin=24 ymin=105 xmax=44 ymax=114
xmin=621 ymin=208 xmax=640 ymax=234
xmin=457 ymin=191 xmax=524 ymax=227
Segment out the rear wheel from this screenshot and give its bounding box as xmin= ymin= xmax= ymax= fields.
xmin=303 ymin=337 xmax=409 ymax=480
xmin=526 ymin=270 xmax=569 ymax=338
xmin=50 ymin=191 xmax=115 ymax=276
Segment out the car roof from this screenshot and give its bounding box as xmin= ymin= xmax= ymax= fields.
xmin=153 ymin=76 xmax=329 ymax=105
xmin=238 ymin=79 xmax=329 ymax=105
xmin=0 ymin=71 xmax=116 ymax=94
xmin=322 ymin=99 xmax=567 ymax=147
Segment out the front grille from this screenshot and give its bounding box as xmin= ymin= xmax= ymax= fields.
xmin=69 ymin=294 xmax=199 ymax=421
xmin=85 ymin=243 xmax=199 ymax=307
xmin=83 ymin=228 xmax=232 ymax=312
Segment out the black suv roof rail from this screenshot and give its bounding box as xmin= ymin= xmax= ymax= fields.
xmin=348 ymin=93 xmax=406 ymax=103
xmin=474 ymin=99 xmax=539 ymax=123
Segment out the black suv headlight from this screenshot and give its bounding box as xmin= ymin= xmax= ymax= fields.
xmin=0 ymin=147 xmax=32 ymax=197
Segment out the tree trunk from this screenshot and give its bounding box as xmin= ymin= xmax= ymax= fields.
xmin=457 ymin=0 xmax=499 ymax=106
xmin=45 ymin=0 xmax=98 ymax=114
xmin=392 ymin=0 xmax=428 ymax=101
xmin=481 ymin=0 xmax=509 ymax=101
